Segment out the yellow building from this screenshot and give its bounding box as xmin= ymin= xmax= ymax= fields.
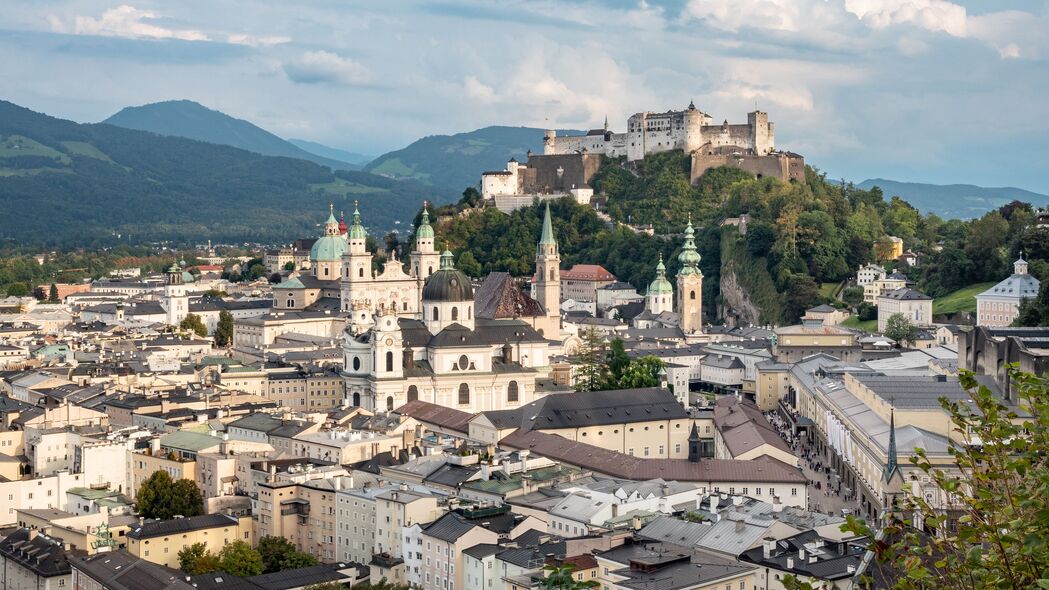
xmin=127 ymin=449 xmax=198 ymax=499
xmin=126 ymin=513 xmax=252 ymax=569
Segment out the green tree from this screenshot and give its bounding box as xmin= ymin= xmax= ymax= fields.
xmin=615 ymin=356 xmax=665 ymax=389
xmin=788 ymin=366 xmax=1049 ymax=589
xmin=218 ymin=541 xmax=264 ymax=577
xmin=541 ymin=563 xmax=598 ymax=589
xmin=178 ymin=542 xmax=219 ymax=574
xmin=574 ymin=329 xmax=610 ymax=392
xmin=257 ymin=535 xmax=317 ymax=573
xmin=47 ymin=283 xmax=59 ymax=302
xmin=842 ymin=285 xmax=865 ymax=307
xmin=783 ymin=274 xmax=821 ymax=323
xmin=179 ymin=313 xmax=208 ymax=337
xmin=214 ymin=310 xmax=234 ymax=347
xmin=284 ymin=261 xmax=296 ymax=271
xmin=5 ymin=283 xmax=28 ymax=297
xmin=136 ymin=471 xmax=204 ymax=520
xmin=883 ymin=312 xmax=918 ymax=345
xmin=456 ymin=251 xmax=482 ymax=277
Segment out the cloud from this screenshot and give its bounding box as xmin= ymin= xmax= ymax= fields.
xmin=462 ymin=76 xmax=496 ymax=103
xmin=282 ymin=51 xmax=371 ymax=85
xmin=50 ymin=5 xmax=209 ymax=41
xmin=226 ymin=34 xmax=290 ymax=47
xmin=843 ymin=0 xmax=968 ymax=37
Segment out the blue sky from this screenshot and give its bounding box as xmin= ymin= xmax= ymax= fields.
xmin=1 ymin=0 xmax=1047 ymax=192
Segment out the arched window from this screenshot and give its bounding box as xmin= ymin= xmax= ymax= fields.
xmin=352 ymin=392 xmax=360 ymax=406
xmin=458 ymin=383 xmax=470 ymax=405
xmin=452 ymin=307 xmax=459 ymax=321
xmin=507 ymin=381 xmax=519 ymax=403
xmin=690 ymin=290 xmax=696 ymax=300
xmin=352 ymin=356 xmax=361 ymax=371
xmin=432 ymin=306 xmax=439 ymax=321
xmin=386 ymin=396 xmax=394 ymax=411
xmin=427 ymin=266 xmax=433 ymax=275
xmin=549 ymin=268 xmax=555 ymax=281
xmin=359 ymin=267 xmax=364 ymax=278
xmin=287 ymin=298 xmax=294 ymax=308
xmin=407 ymin=385 xmax=419 ymax=402
xmin=385 ymin=351 xmax=394 ymax=372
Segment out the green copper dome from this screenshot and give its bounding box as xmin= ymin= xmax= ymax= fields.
xmin=311 ymin=236 xmax=348 ymax=261
xmin=648 ymin=254 xmax=673 ymax=295
xmin=677 ymin=217 xmax=702 ymax=274
xmin=422 ymin=251 xmax=473 ymax=302
xmin=347 ymin=203 xmax=368 ymax=240
xmin=416 ymin=206 xmax=434 ymax=240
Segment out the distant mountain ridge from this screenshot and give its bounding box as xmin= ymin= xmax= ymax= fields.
xmin=857 ymin=178 xmax=1049 ymax=218
xmin=103 ymin=100 xmax=360 ymax=171
xmin=365 ymin=125 xmax=584 ymax=190
xmin=288 ymin=138 xmax=372 ymax=167
xmin=0 ymin=100 xmax=451 ymax=246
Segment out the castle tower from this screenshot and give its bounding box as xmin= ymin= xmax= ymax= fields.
xmin=675 ymin=216 xmax=703 ymax=334
xmin=683 ymin=99 xmax=705 ymax=153
xmin=164 ymin=261 xmax=188 ymax=327
xmin=646 ymin=254 xmax=674 ymax=315
xmin=748 ymin=111 xmax=774 ymax=155
xmin=371 ymin=306 xmax=403 ymax=380
xmin=534 ymin=203 xmax=561 ymax=323
xmin=543 ymin=129 xmax=556 ymax=155
xmin=410 ymin=203 xmax=440 ymax=286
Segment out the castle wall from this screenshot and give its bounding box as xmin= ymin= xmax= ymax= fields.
xmin=524 ymin=153 xmax=603 ymax=192
xmin=690 ymin=152 xmax=804 ymax=184
xmin=481 ymin=171 xmax=517 ymax=200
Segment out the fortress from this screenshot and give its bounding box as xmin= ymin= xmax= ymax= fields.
xmin=542 ymin=101 xmax=803 ymax=183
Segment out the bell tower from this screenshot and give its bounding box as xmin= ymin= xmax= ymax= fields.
xmin=534 ymin=203 xmax=561 ymax=323
xmin=164 ymin=262 xmax=188 ymax=327
xmin=410 ymin=202 xmax=441 ymax=287
xmin=371 ymin=306 xmax=403 ymax=380
xmin=341 ymin=201 xmax=373 ymax=312
xmin=675 ymin=216 xmax=704 ymax=334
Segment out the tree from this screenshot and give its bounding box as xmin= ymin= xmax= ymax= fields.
xmin=258 ymin=536 xmax=317 ymax=573
xmin=136 ymin=471 xmax=204 ymax=520
xmin=218 ymin=541 xmax=264 ymax=577
xmin=47 ymin=283 xmax=59 ymax=303
xmin=456 ymin=251 xmax=482 ymax=277
xmin=179 ymin=313 xmax=208 ymax=337
xmin=883 ymin=312 xmax=918 ymax=345
xmin=616 ymin=356 xmax=665 ymax=389
xmin=788 ymin=366 xmax=1049 ymax=590
xmin=283 ymin=261 xmax=296 ymax=271
xmin=214 ymin=310 xmax=234 ymax=347
xmin=178 ymin=542 xmax=219 ymax=575
xmin=541 ymin=563 xmax=598 ymax=589
xmin=783 ymin=273 xmax=821 ymax=323
xmin=574 ymin=329 xmax=609 ymax=392
xmin=842 ymin=285 xmax=865 ymax=307
xmin=269 ymin=272 xmax=283 ymax=283
xmin=5 ymin=283 xmax=28 ymax=297
xmin=857 ymin=302 xmax=877 ymax=321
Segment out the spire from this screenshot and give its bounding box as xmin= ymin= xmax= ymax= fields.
xmin=338 ymin=211 xmax=348 ymax=235
xmin=656 ymin=253 xmax=666 ymax=276
xmin=688 ymin=422 xmax=700 ymax=463
xmin=347 ymin=200 xmax=367 ymax=240
xmin=884 ymin=407 xmax=898 ymax=482
xmin=416 ymin=201 xmax=435 ymax=240
xmin=677 ymin=215 xmax=701 ymax=276
xmin=539 ymin=202 xmax=556 ymax=247
xmin=439 ymin=250 xmax=455 ymax=270
xmin=603 ymin=115 xmax=608 ymax=131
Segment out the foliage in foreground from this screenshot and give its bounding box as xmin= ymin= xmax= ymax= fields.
xmin=574 ymin=330 xmax=665 ymax=392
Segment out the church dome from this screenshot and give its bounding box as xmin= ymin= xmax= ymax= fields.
xmin=416 ymin=207 xmax=434 ymax=240
xmin=648 ymin=255 xmax=673 ymax=295
xmin=181 ymin=270 xmax=195 ymax=283
xmin=311 ymin=235 xmax=347 ymax=262
xmin=422 ymin=251 xmax=473 ymax=302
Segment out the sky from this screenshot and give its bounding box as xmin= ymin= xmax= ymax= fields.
xmin=1 ymin=0 xmax=1047 ymax=192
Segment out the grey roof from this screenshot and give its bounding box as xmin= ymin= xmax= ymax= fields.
xmin=0 ymin=528 xmax=76 ymax=577
xmin=807 ymin=304 xmax=838 ymax=313
xmin=247 ymin=562 xmax=360 ymax=589
xmin=740 ymin=530 xmax=867 ymax=581
xmin=479 ymin=387 xmax=688 ymax=431
xmin=127 ymin=514 xmax=239 ymax=540
xmin=702 ymin=355 xmax=745 ymax=370
xmin=979 ymin=272 xmax=1040 ymax=299
xmin=599 ymin=541 xmax=755 ymax=589
xmin=880 ymin=287 xmax=931 ymax=301
xmin=422 ymin=512 xmax=480 ymax=542
xmin=73 ymin=552 xmax=195 ymax=590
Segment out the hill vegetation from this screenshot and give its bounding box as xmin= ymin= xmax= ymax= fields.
xmin=103 ymin=100 xmax=360 ymax=170
xmin=429 ymin=152 xmax=1049 ymax=325
xmin=0 ymin=101 xmax=453 ymax=247
xmin=856 ymin=178 xmax=1048 ymax=219
xmin=364 ymin=125 xmax=582 ymax=190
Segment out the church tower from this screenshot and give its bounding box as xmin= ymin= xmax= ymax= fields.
xmin=675 ymin=216 xmax=703 ymax=334
xmin=341 ymin=201 xmax=372 ymax=311
xmin=371 ymin=306 xmax=403 ymax=380
xmin=410 ymin=203 xmax=441 ymax=288
xmin=646 ymin=254 xmax=674 ymax=315
xmin=164 ymin=261 xmax=188 ymax=327
xmin=534 ymin=203 xmax=561 ymax=325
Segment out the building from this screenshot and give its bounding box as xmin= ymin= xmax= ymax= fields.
xmin=594 ymin=540 xmax=756 ymax=590
xmin=976 ymin=255 xmax=1040 ymax=327
xmin=0 ymin=528 xmax=77 ymax=590
xmin=877 ymin=236 xmax=904 ymax=261
xmin=863 ymin=275 xmax=908 ymax=304
xmin=712 ymin=396 xmax=796 ymax=466
xmin=480 ymin=154 xmax=599 ymax=212
xmin=554 ymin=265 xmax=616 ymax=303
xmin=72 ymin=550 xmax=196 ymax=590
xmin=801 ymin=304 xmax=849 ymax=326
xmin=772 ymin=322 xmax=859 ymax=363
xmin=126 ymin=514 xmax=251 ymax=569
xmin=856 ymin=264 xmax=886 ymax=286
xmin=877 ymin=288 xmax=933 ymax=332
xmin=958 ymin=326 xmax=1049 ymax=403
xmin=676 ymin=219 xmax=704 ymax=334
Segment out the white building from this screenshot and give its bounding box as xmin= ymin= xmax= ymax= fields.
xmin=976 ymin=255 xmax=1041 ymax=327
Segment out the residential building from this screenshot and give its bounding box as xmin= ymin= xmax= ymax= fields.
xmin=975 ymin=255 xmax=1040 ymax=327
xmin=126 ymin=514 xmax=252 ymax=569
xmin=0 ymin=528 xmax=77 ymax=590
xmin=877 ymin=288 xmax=932 ymax=332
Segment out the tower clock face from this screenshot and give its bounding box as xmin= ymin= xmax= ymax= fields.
xmin=385 ymin=338 xmax=394 ymax=346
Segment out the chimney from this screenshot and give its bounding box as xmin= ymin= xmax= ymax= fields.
xmin=787 ymin=557 xmax=794 ymax=570
xmin=502 ymin=343 xmax=513 ymax=363
xmin=732 ymin=496 xmax=743 ymax=506
xmin=847 ymin=565 xmax=856 ymax=574
xmin=735 ymin=519 xmax=745 ymax=533
xmin=798 ymin=549 xmax=806 ymax=560
xmin=762 ymin=537 xmax=775 ymax=559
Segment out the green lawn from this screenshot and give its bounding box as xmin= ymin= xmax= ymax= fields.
xmin=819 ymin=282 xmax=840 ymax=299
xmin=841 ymin=316 xmax=878 ymax=332
xmin=0 ymin=135 xmax=69 ymax=162
xmin=309 ymin=177 xmax=388 ymax=197
xmin=933 ymin=282 xmax=995 ymax=316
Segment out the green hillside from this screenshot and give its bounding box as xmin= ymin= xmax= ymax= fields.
xmin=364 ymin=125 xmax=582 ymax=190
xmin=0 ymin=101 xmax=452 ymax=247
xmin=933 ymin=282 xmax=995 ymax=316
xmin=103 ymin=100 xmax=360 ymax=171
xmin=288 ymin=138 xmax=372 ymax=166
xmin=857 ymin=178 xmax=1048 ymax=219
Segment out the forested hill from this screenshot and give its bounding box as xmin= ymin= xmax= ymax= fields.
xmin=428 ymin=152 xmax=1047 ymax=326
xmin=857 ymin=178 xmax=1049 ymax=219
xmin=0 ymin=101 xmax=452 ymax=247
xmin=103 ymin=100 xmax=360 ymax=171
xmin=364 ymin=125 xmax=583 ymax=190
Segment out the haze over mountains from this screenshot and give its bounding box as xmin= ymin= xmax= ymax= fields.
xmin=856 ymin=179 xmax=1048 ymax=219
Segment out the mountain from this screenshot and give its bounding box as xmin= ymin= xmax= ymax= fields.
xmin=103 ymin=100 xmax=360 ymax=171
xmin=0 ymin=101 xmax=453 ymax=246
xmin=857 ymin=178 xmax=1049 ymax=218
xmin=364 ymin=125 xmax=584 ymax=190
xmin=288 ymin=138 xmax=372 ymax=167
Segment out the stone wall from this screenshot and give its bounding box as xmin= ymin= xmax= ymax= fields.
xmin=690 ymin=151 xmax=804 ymax=184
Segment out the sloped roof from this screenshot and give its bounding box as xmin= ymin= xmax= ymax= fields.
xmin=474 ymin=272 xmax=546 ymax=319
xmin=478 ymin=388 xmax=687 ymax=432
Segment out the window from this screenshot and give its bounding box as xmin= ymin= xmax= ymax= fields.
xmin=658 ymin=445 xmax=664 ymax=455
xmin=791 ymin=488 xmax=798 ymax=496
xmin=452 ymin=307 xmax=459 ymax=321
xmin=407 ymin=385 xmax=419 ymax=402
xmin=433 ymin=306 xmax=439 ymax=321
xmin=352 ymin=357 xmax=361 ymax=371
xmin=643 ymin=447 xmax=650 ymax=456
xmin=507 ymin=381 xmax=519 ymax=402
xmin=387 ymin=396 xmax=394 ymax=411
xmin=458 ymin=383 xmax=470 ymax=405
xmin=458 ymin=355 xmax=470 ymax=370
xmin=359 ymin=268 xmax=365 ymax=278
xmin=690 ymin=290 xmax=696 ymax=300
xmin=386 ymin=351 xmax=394 ymax=372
